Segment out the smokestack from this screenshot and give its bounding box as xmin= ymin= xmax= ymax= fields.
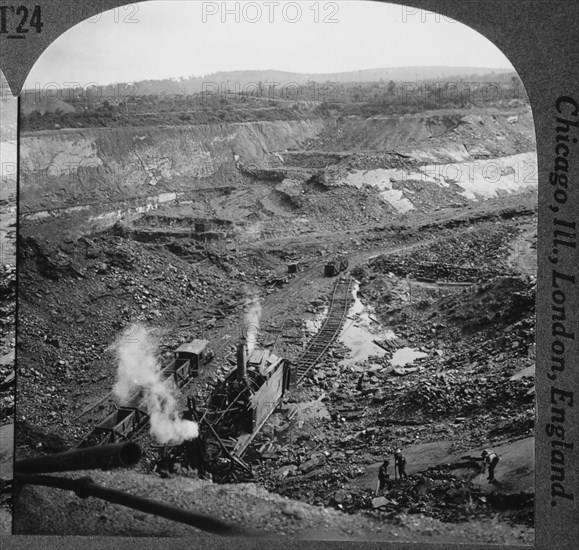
xmin=236 ymin=339 xmax=247 ymax=381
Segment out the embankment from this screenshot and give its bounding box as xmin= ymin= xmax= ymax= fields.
xmin=20 ymin=108 xmax=536 ymax=223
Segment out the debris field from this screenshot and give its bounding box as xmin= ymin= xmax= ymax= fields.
xmin=14 ymin=98 xmax=537 ymax=542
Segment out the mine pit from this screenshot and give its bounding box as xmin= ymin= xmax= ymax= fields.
xmin=13 ymin=71 xmax=538 ymax=543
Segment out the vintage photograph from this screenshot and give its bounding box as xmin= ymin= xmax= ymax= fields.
xmin=0 ymin=71 xmax=17 ymax=534
xmin=14 ymin=1 xmax=537 ymax=543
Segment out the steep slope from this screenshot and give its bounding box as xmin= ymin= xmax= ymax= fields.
xmin=20 ymin=107 xmax=535 ymax=220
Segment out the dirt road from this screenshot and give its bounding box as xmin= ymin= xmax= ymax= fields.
xmin=356 ymin=437 xmax=534 ymax=495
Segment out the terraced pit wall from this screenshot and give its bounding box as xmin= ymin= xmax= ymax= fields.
xmin=19 ymin=120 xmax=326 ymax=216
xmin=19 ymin=109 xmax=536 ymax=232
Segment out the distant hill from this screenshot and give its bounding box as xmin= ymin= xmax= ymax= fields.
xmin=195 ymin=66 xmax=514 ymax=85
xmin=120 ymin=66 xmax=516 ymax=96
xmin=21 ymin=66 xmax=516 ymax=99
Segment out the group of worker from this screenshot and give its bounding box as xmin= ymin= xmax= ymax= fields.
xmin=377 ymin=449 xmax=408 ymax=492
xmin=377 ymin=448 xmax=500 ymax=494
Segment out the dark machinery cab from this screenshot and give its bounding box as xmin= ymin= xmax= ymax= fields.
xmin=173 ymin=339 xmax=211 ymax=378
xmin=325 ymin=256 xmax=348 ymax=276
xmin=204 ymin=343 xmax=293 ymax=458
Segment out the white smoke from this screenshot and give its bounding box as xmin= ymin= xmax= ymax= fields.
xmin=111 ymin=324 xmax=198 ymax=445
xmin=243 ymin=290 xmax=261 ymax=355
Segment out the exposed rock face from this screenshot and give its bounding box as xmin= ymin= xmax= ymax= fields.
xmin=20 ymin=120 xmax=327 ymax=213
xmin=20 ymin=109 xmax=536 ymax=217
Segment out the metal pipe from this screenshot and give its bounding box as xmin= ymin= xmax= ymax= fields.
xmin=15 ymin=442 xmax=142 ymax=474
xmin=236 ymin=341 xmax=247 ymax=381
xmin=16 ymin=474 xmax=261 ymax=537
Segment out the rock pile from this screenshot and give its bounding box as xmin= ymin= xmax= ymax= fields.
xmin=358 ymin=224 xmax=519 ymax=283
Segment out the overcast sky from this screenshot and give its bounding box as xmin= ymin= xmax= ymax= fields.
xmin=25 ymin=1 xmax=514 ymax=87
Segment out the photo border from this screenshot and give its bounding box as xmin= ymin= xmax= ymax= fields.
xmin=1 ymin=0 xmax=578 ymax=548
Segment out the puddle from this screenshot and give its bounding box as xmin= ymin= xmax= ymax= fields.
xmin=390 ymin=347 xmax=428 ymax=367
xmin=339 ymin=281 xmax=395 ymax=366
xmin=306 ymin=281 xmax=427 ymax=369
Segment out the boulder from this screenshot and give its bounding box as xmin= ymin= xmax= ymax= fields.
xmin=372 ymin=496 xmax=391 ymax=508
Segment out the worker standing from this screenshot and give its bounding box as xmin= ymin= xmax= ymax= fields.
xmin=394 ymin=449 xmax=408 ymax=479
xmin=377 ymin=458 xmax=390 ymax=494
xmin=481 ymin=449 xmax=500 ymax=483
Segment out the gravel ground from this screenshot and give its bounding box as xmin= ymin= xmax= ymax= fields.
xmin=13 ymin=468 xmax=533 ymax=544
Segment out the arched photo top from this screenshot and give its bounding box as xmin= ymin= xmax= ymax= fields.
xmin=23 ymin=2 xmax=518 ymax=89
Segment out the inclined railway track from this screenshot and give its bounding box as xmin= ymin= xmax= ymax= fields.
xmin=295 ymin=276 xmax=353 ymax=384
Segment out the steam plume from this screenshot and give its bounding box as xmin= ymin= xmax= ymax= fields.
xmin=111 ymin=324 xmax=198 ymax=445
xmin=243 ymin=290 xmax=261 ymax=355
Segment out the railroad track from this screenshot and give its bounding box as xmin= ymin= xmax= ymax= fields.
xmin=295 ymin=276 xmax=353 ymax=384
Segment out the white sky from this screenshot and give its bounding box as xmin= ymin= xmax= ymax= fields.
xmin=25 ymin=0 xmax=514 ymax=87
